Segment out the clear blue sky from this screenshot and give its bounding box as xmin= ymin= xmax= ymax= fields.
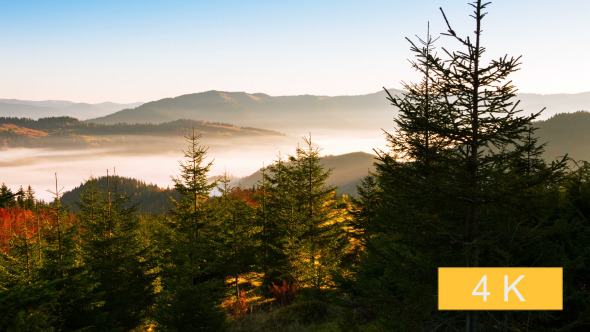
xmin=1 ymin=0 xmax=588 ymax=103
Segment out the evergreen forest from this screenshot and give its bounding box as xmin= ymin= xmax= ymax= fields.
xmin=1 ymin=1 xmax=589 ymax=331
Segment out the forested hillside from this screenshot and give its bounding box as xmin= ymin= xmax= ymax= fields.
xmin=61 ymin=176 xmax=178 ymax=214
xmin=0 ymin=130 xmax=354 ymax=331
xmin=0 ymin=116 xmax=283 ymax=149
xmin=1 ymin=1 xmax=590 ymax=331
xmin=537 ymin=111 xmax=590 ymax=161
xmin=59 ymin=153 xmax=374 ymax=216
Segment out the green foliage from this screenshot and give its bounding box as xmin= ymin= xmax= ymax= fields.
xmin=257 ymin=136 xmax=348 ymax=289
xmin=353 ymin=1 xmax=572 ymax=331
xmin=258 ymin=154 xmax=297 ymax=286
xmin=155 ymin=130 xmax=226 ymax=331
xmin=0 ymin=116 xmax=283 ymax=149
xmin=0 ymin=184 xmax=18 ymax=208
xmin=289 ymin=136 xmax=345 ymax=288
xmin=0 ymin=280 xmax=60 ymax=332
xmin=546 ymin=162 xmax=590 ymax=330
xmin=77 ymin=175 xmax=155 ymax=331
xmin=155 ymin=279 xmax=227 ymax=332
xmin=215 ymin=174 xmax=259 ymax=300
xmin=62 ymin=175 xmax=178 ymax=215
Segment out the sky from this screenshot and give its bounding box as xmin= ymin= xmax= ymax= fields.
xmin=1 ymin=0 xmax=589 ymax=103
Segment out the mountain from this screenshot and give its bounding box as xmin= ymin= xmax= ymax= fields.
xmin=88 ymin=90 xmax=590 ymax=134
xmin=0 ymin=99 xmax=143 ymax=120
xmin=88 ymin=90 xmax=398 ymax=133
xmin=231 ymin=151 xmax=377 ymax=196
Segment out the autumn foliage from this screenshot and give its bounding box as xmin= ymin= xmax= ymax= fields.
xmin=224 ymin=290 xmax=249 ymax=317
xmin=268 ymin=280 xmax=300 ymax=307
xmin=0 ymin=207 xmax=72 ymax=253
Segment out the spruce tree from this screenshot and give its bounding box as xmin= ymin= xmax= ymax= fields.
xmin=216 ymin=173 xmax=258 ymax=300
xmin=0 ymin=184 xmax=17 ymax=208
xmin=290 ymin=135 xmax=347 ymax=289
xmin=356 ymin=1 xmax=567 ymax=330
xmin=258 ymin=153 xmax=297 ymax=286
xmin=257 ymin=138 xmax=347 ymax=290
xmin=155 ymin=129 xmax=226 ymax=331
xmin=78 ymin=173 xmax=155 ymax=331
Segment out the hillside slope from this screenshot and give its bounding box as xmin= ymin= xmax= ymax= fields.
xmin=536 ymin=111 xmax=590 ymax=161
xmin=61 ymin=176 xmax=177 ymax=214
xmin=231 ymin=151 xmax=376 ymax=196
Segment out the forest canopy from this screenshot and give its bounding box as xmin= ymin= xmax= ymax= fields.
xmin=1 ymin=1 xmax=589 ymax=331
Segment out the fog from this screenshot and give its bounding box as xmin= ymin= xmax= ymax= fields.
xmin=1 ymin=131 xmax=387 ymax=202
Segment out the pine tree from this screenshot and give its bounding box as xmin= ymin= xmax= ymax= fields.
xmin=356 ymin=1 xmax=567 ymax=330
xmin=216 ymin=172 xmax=258 ymax=300
xmin=0 ymin=184 xmax=17 ymax=208
xmin=41 ymin=174 xmax=78 ymax=280
xmin=78 ymin=173 xmax=155 ymax=330
xmin=258 ymin=138 xmax=347 ymax=290
xmin=155 ymin=129 xmax=226 ymax=331
xmin=23 ymin=186 xmax=35 ymax=210
xmin=258 ymin=153 xmax=297 ymax=286
xmin=23 ymin=174 xmax=102 ymax=331
xmin=348 ymin=173 xmax=380 ymax=258
xmin=290 ymin=135 xmax=347 ymax=288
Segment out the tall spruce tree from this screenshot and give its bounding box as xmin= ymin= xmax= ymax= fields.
xmin=290 ymin=135 xmax=347 ymax=288
xmin=257 ymin=138 xmax=347 ymax=290
xmin=78 ymin=173 xmax=155 ymax=331
xmin=216 ymin=173 xmax=258 ymax=300
xmin=155 ymin=129 xmax=226 ymax=331
xmin=259 ymin=153 xmax=298 ymax=286
xmin=355 ymin=24 xmax=462 ymax=330
xmin=356 ymin=1 xmax=567 ymax=330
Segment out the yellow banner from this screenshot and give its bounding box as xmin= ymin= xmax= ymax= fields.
xmin=438 ymin=267 xmax=562 ymax=310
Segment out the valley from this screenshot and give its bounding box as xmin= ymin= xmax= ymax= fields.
xmin=1 ymin=90 xmax=589 ymax=203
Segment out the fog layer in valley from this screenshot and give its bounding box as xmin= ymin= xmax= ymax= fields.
xmin=1 ymin=131 xmax=386 ymax=202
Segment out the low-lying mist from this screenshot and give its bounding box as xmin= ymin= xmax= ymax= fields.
xmin=1 ymin=130 xmax=387 ymax=202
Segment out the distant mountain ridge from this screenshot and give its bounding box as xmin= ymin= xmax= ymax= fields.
xmin=89 ymin=90 xmax=397 ymax=133
xmin=0 ymin=99 xmax=143 ymax=120
xmin=88 ymin=90 xmax=590 ymax=133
